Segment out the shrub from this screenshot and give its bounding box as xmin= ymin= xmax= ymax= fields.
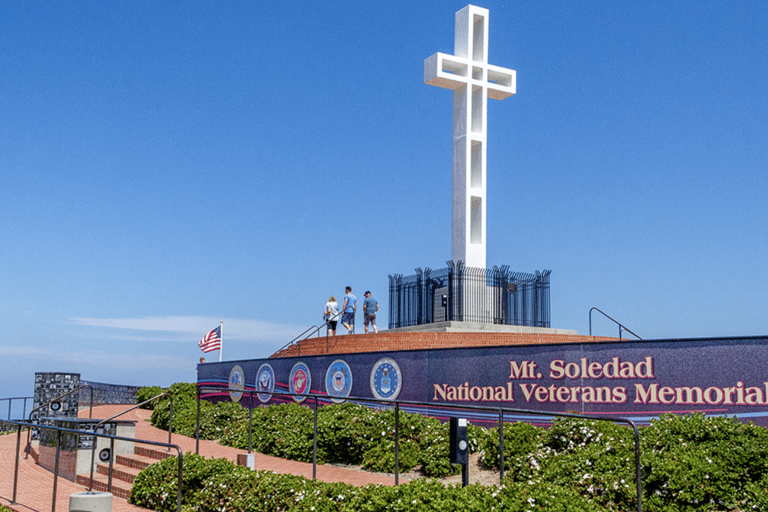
xmin=136 ymin=386 xmax=165 ymax=409
xmin=479 ymin=420 xmax=544 ymax=470
xmin=641 ymin=413 xmax=768 ymax=511
xmin=150 ymin=382 xmax=198 ymax=434
xmin=316 ymin=402 xmax=378 ymax=464
xmin=128 ymin=452 xmax=233 ymax=512
xmin=502 ymin=417 xmax=638 ymax=511
xmin=132 ymin=455 xmax=606 ymax=512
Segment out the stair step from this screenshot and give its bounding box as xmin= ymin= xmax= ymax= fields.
xmin=75 ymin=473 xmax=132 ymax=500
xmin=96 ymin=461 xmax=142 ymax=484
xmin=135 ymin=445 xmax=175 ymax=461
xmin=115 ymin=453 xmax=169 ymax=471
xmin=75 ymin=445 xmax=177 ymax=499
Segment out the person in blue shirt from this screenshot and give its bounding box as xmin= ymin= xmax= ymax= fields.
xmin=363 ymin=291 xmax=379 ymax=333
xmin=341 ymin=286 xmax=357 ymax=334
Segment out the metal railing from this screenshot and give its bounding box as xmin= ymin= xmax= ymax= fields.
xmin=589 ymin=307 xmax=642 ymax=340
xmin=26 ymin=384 xmax=94 ymax=458
xmin=389 ymin=261 xmax=551 ymax=329
xmin=196 ymin=386 xmax=643 ymax=512
xmin=277 ymin=311 xmax=343 ymax=356
xmin=1 ymin=396 xmax=33 ymax=431
xmin=1 ymin=418 xmax=183 ymax=512
xmin=87 ymin=392 xmax=174 ymax=492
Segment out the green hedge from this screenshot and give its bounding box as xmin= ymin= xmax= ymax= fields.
xmin=136 ymin=384 xmax=768 ymax=510
xmin=129 ymin=453 xmax=605 ymax=512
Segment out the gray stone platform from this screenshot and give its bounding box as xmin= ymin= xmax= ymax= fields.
xmin=385 ymin=321 xmax=577 ymax=335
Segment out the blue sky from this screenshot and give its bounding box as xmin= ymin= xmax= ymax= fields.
xmin=1 ymin=1 xmax=766 ymax=400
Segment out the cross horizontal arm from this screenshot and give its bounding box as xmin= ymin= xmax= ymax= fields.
xmin=424 ymin=52 xmax=516 ymax=100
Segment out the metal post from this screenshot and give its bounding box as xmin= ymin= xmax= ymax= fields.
xmin=108 ymin=437 xmax=115 ymax=492
xmin=12 ymin=424 xmax=21 ymax=504
xmin=498 ymin=408 xmax=504 ymax=483
xmin=248 ymin=391 xmax=253 ymax=454
xmin=168 ymin=395 xmax=173 ymax=451
xmin=53 ymin=429 xmax=61 ymax=512
xmin=89 ymin=425 xmax=96 ymax=491
xmin=196 ymin=387 xmax=201 ymax=455
xmin=394 ymin=403 xmax=400 ymax=486
xmin=177 ymin=453 xmax=184 ymax=512
xmin=633 ymin=425 xmax=643 ymax=512
xmin=312 ymin=397 xmax=318 ymax=480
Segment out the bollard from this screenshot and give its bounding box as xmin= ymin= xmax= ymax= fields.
xmin=236 ymin=453 xmax=255 ymax=470
xmin=69 ymin=491 xmax=113 ymax=512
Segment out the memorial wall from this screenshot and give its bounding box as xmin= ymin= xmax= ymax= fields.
xmin=198 ymin=335 xmax=768 ymax=427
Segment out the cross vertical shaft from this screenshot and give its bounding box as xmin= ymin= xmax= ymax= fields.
xmin=425 ymin=5 xmax=516 ymax=269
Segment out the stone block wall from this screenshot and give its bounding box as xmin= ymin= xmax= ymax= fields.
xmin=33 ymin=372 xmax=81 ymax=422
xmin=79 ymin=380 xmax=140 ymax=405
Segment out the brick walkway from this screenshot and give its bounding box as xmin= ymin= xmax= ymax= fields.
xmin=1 ymin=405 xmax=400 ymax=512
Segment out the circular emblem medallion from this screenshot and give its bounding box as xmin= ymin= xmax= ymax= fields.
xmin=228 ymin=365 xmax=245 ymax=402
xmin=99 ymin=448 xmax=111 ymax=462
xmin=289 ymin=362 xmax=311 ymax=402
xmin=256 ymin=363 xmax=276 ymax=403
xmin=324 ymin=359 xmax=352 ymax=403
xmin=370 ymin=357 xmax=402 ymax=401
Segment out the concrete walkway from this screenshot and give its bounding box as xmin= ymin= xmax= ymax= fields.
xmin=1 ymin=404 xmax=400 ymax=512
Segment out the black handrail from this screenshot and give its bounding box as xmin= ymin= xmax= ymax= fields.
xmin=88 ymin=392 xmax=174 ymax=491
xmin=195 ymin=385 xmax=643 ymax=512
xmin=589 ymin=307 xmax=642 ymax=340
xmin=276 ymin=311 xmax=344 ymax=355
xmin=26 ymin=384 xmax=94 ymax=459
xmin=1 ymin=418 xmax=183 ymax=512
xmin=1 ymin=396 xmax=32 ymax=422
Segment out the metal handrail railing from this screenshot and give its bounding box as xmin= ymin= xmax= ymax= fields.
xmin=1 ymin=418 xmax=183 ymax=512
xmin=25 ymin=384 xmax=94 ymax=459
xmin=276 ymin=311 xmax=344 ymax=356
xmin=195 ymin=385 xmax=643 ymax=512
xmin=589 ymin=307 xmax=642 ymax=341
xmin=2 ymin=396 xmax=33 ymax=422
xmin=88 ymin=392 xmax=174 ymax=491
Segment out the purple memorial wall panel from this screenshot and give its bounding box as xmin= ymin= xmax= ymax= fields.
xmin=197 ymin=336 xmax=768 ymax=427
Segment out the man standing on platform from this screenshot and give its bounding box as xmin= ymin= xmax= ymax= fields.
xmin=342 ymin=286 xmax=357 ymax=334
xmin=363 ymin=291 xmax=379 ymax=333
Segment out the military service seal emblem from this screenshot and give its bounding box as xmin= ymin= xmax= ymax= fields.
xmin=289 ymin=362 xmax=311 ymax=402
xmin=324 ymin=359 xmax=352 ymax=403
xmin=370 ymin=357 xmax=402 ymax=400
xmin=255 ymin=363 xmax=275 ymax=403
xmin=228 ymin=365 xmax=245 ymax=402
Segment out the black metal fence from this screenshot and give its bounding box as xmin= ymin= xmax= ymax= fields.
xmin=195 ymin=386 xmax=643 ymax=511
xmin=0 ymin=419 xmax=183 ymax=512
xmin=388 ymin=261 xmax=551 ymax=329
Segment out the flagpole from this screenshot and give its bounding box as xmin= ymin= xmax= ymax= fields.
xmin=219 ymin=320 xmax=223 ymax=362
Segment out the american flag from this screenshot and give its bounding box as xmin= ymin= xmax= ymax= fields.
xmin=199 ymin=326 xmax=222 ymax=353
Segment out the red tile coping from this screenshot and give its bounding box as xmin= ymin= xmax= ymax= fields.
xmin=271 ymin=331 xmax=618 ymax=358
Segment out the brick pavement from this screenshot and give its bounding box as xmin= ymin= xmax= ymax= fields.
xmin=1 ymin=404 xmax=400 ymax=512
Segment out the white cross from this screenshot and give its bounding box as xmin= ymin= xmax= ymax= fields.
xmin=425 ymin=5 xmax=516 ymax=269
